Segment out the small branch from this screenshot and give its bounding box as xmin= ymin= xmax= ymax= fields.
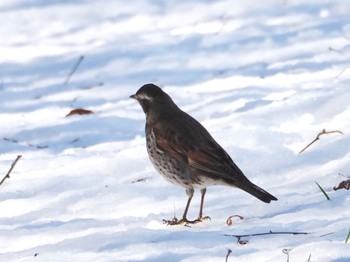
xmin=3 ymin=137 xmax=48 ymax=149
xmin=319 ymin=232 xmax=333 ymax=237
xmin=226 ymin=214 xmax=244 ymax=226
xmin=282 ymin=248 xmax=292 ymax=262
xmin=328 ymin=46 xmax=344 ymax=55
xmin=64 ymin=55 xmax=84 ymax=85
xmin=214 ymin=14 xmax=232 ymax=35
xmin=335 ymin=66 xmax=350 ymax=80
xmin=131 ymin=177 xmax=149 ymax=183
xmin=338 ymin=172 xmax=350 ymax=179
xmin=299 ymin=129 xmax=343 ymax=154
xmin=0 ymin=155 xmax=22 ymax=186
xmin=225 ymin=231 xmax=308 ymax=244
xmin=307 ymin=253 xmax=312 ymax=261
xmin=225 ymin=230 xmax=308 ymax=239
xmin=225 ymin=248 xmax=232 ymax=262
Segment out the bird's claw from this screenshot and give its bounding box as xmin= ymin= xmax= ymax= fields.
xmin=192 ymin=216 xmax=211 ymax=224
xmin=163 ymin=216 xmax=211 ymax=226
xmin=163 ymin=217 xmax=180 ymax=226
xmin=163 ymin=217 xmax=192 ymax=226
xmin=198 ymin=215 xmax=211 ymax=222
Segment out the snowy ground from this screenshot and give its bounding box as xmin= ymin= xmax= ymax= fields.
xmin=1 ymin=0 xmax=350 ymax=261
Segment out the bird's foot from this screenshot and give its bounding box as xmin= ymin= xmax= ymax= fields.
xmin=191 ymin=215 xmax=211 ymax=224
xmin=196 ymin=215 xmax=211 ymax=223
xmin=163 ymin=216 xmax=211 ymax=226
xmin=163 ymin=217 xmax=193 ymax=226
xmin=163 ymin=217 xmax=182 ymax=226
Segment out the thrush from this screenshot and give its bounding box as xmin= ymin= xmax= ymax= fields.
xmin=130 ymin=84 xmax=277 ymax=225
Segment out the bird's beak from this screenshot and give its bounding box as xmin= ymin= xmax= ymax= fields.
xmin=130 ymin=94 xmax=137 ymax=100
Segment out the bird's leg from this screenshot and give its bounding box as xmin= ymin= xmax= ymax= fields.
xmin=198 ymin=188 xmax=206 ymax=219
xmin=163 ymin=188 xmax=194 ymax=225
xmin=178 ymin=188 xmax=194 ymax=224
xmin=195 ymin=188 xmax=211 ymax=223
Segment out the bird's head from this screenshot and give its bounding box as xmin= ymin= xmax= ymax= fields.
xmin=130 ymin=83 xmax=174 ymax=115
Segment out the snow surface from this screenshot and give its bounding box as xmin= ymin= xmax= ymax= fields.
xmin=1 ymin=0 xmax=350 ymax=261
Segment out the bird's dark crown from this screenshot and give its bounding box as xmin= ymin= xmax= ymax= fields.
xmin=132 ymin=83 xmax=166 ymax=101
xmin=131 ymin=83 xmax=175 ymax=115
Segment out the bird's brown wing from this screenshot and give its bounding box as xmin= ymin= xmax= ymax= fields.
xmin=152 ymin=115 xmax=248 ymax=182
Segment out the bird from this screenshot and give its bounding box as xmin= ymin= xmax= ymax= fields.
xmin=130 ymin=83 xmax=277 ymax=225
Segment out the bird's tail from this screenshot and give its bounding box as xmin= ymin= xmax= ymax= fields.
xmin=241 ymin=182 xmax=278 ymax=203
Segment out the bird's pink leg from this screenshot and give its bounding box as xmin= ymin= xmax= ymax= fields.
xmin=196 ymin=188 xmax=211 ymax=222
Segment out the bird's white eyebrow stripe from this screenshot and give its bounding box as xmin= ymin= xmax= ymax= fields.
xmin=137 ymin=93 xmax=152 ymax=100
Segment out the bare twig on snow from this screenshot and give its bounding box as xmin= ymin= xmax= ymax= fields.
xmin=3 ymin=137 xmax=48 ymax=149
xmin=225 ymin=230 xmax=308 ymax=245
xmin=307 ymin=253 xmax=312 ymax=261
xmin=64 ymin=55 xmax=84 ymax=85
xmin=299 ymin=129 xmax=343 ymax=154
xmin=328 ymin=46 xmax=344 ymax=55
xmin=282 ymin=248 xmax=292 ymax=262
xmin=0 ymin=155 xmax=22 ymax=186
xmin=225 ymin=248 xmax=232 ymax=262
xmin=226 ymin=215 xmax=244 ymax=226
xmin=335 ymin=66 xmax=350 ymax=80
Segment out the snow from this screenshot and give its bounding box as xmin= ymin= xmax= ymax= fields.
xmin=1 ymin=0 xmax=350 ymax=261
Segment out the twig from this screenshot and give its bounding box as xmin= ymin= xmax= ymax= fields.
xmin=3 ymin=137 xmax=48 ymax=149
xmin=328 ymin=46 xmax=344 ymax=55
xmin=0 ymin=155 xmax=22 ymax=186
xmin=282 ymin=248 xmax=292 ymax=262
xmin=64 ymin=55 xmax=84 ymax=85
xmin=226 ymin=214 xmax=244 ymax=226
xmin=335 ymin=66 xmax=350 ymax=80
xmin=225 ymin=230 xmax=308 ymax=244
xmin=214 ymin=14 xmax=232 ymax=35
xmin=225 ymin=230 xmax=308 ymax=238
xmin=319 ymin=232 xmax=334 ymax=237
xmin=131 ymin=177 xmax=149 ymax=183
xmin=299 ymin=129 xmax=343 ymax=154
xmin=338 ymin=172 xmax=350 ymax=178
xmin=307 ymin=253 xmax=312 ymax=261
xmin=225 ymin=248 xmax=232 ymax=262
